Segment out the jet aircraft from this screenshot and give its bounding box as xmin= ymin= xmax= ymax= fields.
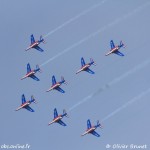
xmin=76 ymin=57 xmax=96 ymax=74
xmin=81 ymin=119 xmax=102 ymax=137
xmin=21 ymin=63 xmax=41 ymax=81
xmin=46 ymin=76 xmax=67 ymax=93
xmin=105 ymin=40 xmax=125 ymax=56
xmin=15 ymin=94 xmax=37 ymax=112
xmin=25 ymin=34 xmax=45 ymax=52
xmin=48 ymin=108 xmax=68 ymax=126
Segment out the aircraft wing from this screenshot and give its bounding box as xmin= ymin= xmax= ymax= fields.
xmin=30 ymin=75 xmax=40 ymax=81
xmin=81 ymin=57 xmax=86 ymax=67
xmin=91 ymin=131 xmax=100 ymax=137
xmin=22 ymin=94 xmax=26 ymax=104
xmin=25 ymin=105 xmax=34 ymax=112
xmin=52 ymin=76 xmax=56 ymax=85
xmin=87 ymin=119 xmax=92 ymax=129
xmin=54 ymin=108 xmax=58 ymax=118
xmin=31 ymin=34 xmax=35 ymax=44
xmin=56 ymin=87 xmax=65 ymax=93
xmin=57 ymin=120 xmax=67 ymax=126
xmin=27 ymin=63 xmax=31 ymax=73
xmin=114 ymin=50 xmax=124 ymax=56
xmin=110 ymin=40 xmax=115 ymax=49
xmin=34 ymin=46 xmax=44 ymax=52
xmin=85 ymin=68 xmax=95 ymax=74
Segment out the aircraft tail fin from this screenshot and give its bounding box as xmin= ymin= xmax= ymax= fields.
xmin=90 ymin=58 xmax=96 ymax=66
xmin=63 ymin=109 xmax=69 ymax=118
xmin=97 ymin=120 xmax=103 ymax=128
xmin=120 ymin=41 xmax=125 ymax=48
xmin=36 ymin=64 xmax=42 ymax=73
xmin=31 ymin=95 xmax=37 ymax=104
xmin=40 ymin=35 xmax=46 ymax=43
xmin=61 ymin=76 xmax=67 ymax=85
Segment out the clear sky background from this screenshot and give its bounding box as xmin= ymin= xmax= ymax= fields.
xmin=0 ymin=0 xmax=150 ymax=149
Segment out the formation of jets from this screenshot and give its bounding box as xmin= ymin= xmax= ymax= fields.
xmin=17 ymin=34 xmax=126 ymax=138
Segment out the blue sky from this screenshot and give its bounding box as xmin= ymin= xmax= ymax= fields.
xmin=0 ymin=0 xmax=150 ymax=149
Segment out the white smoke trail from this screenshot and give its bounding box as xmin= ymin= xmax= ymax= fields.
xmin=40 ymin=2 xmax=150 ymax=67
xmin=68 ymin=59 xmax=150 ymax=112
xmin=43 ymin=0 xmax=107 ymax=38
xmin=109 ymin=59 xmax=150 ymax=86
xmin=101 ymin=87 xmax=150 ymax=122
xmin=68 ymin=94 xmax=93 ymax=112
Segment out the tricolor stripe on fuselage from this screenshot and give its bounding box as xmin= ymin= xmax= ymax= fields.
xmin=51 ymin=83 xmax=61 ymax=89
xmin=86 ymin=127 xmax=96 ymax=133
xmin=26 ymin=71 xmax=35 ymax=76
xmin=21 ymin=101 xmax=30 ymax=107
xmin=81 ymin=64 xmax=90 ymax=70
xmin=53 ymin=115 xmax=63 ymax=122
xmin=30 ymin=41 xmax=39 ymax=48
xmin=111 ymin=46 xmax=119 ymax=52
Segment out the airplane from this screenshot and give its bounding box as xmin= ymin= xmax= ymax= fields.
xmin=81 ymin=119 xmax=102 ymax=137
xmin=76 ymin=57 xmax=96 ymax=74
xmin=15 ymin=94 xmax=37 ymax=112
xmin=48 ymin=108 xmax=68 ymax=126
xmin=21 ymin=63 xmax=42 ymax=81
xmin=25 ymin=34 xmax=46 ymax=52
xmin=46 ymin=76 xmax=67 ymax=93
xmin=105 ymin=40 xmax=125 ymax=56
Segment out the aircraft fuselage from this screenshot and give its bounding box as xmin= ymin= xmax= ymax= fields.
xmin=111 ymin=46 xmax=119 ymax=53
xmin=51 ymin=83 xmax=61 ymax=89
xmin=21 ymin=71 xmax=35 ymax=80
xmin=81 ymin=64 xmax=90 ymax=70
xmin=53 ymin=115 xmax=63 ymax=122
xmin=86 ymin=127 xmax=96 ymax=133
xmin=21 ymin=101 xmax=30 ymax=108
xmin=30 ymin=41 xmax=39 ymax=48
